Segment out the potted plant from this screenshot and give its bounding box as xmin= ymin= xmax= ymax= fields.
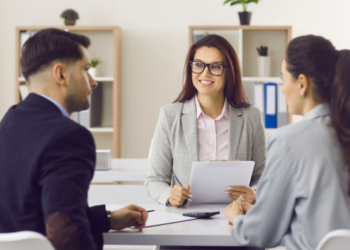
xmin=61 ymin=9 xmax=79 ymax=26
xmin=89 ymin=58 xmax=101 ymax=77
xmin=223 ymin=0 xmax=259 ymax=25
xmin=257 ymin=46 xmax=270 ymax=77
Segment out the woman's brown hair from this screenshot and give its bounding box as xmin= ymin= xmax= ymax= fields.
xmin=174 ymin=34 xmax=250 ymax=108
xmin=286 ymin=35 xmax=350 ymax=195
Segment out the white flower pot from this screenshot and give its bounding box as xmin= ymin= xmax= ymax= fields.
xmin=258 ymin=56 xmax=270 ymax=77
xmin=89 ymin=67 xmax=97 ymax=77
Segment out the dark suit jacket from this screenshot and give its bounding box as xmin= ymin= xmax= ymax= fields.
xmin=0 ymin=94 xmax=110 ymax=250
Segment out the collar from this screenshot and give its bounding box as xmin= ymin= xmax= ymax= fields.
xmin=195 ymin=95 xmax=229 ymax=120
xmin=302 ymin=103 xmax=330 ymax=121
xmin=36 ymin=94 xmax=70 ymax=118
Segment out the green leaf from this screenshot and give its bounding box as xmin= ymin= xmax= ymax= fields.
xmin=91 ymin=59 xmax=101 ymax=68
xmin=223 ymin=0 xmax=233 ymax=5
xmin=230 ymin=1 xmax=243 ymax=6
xmin=246 ymin=0 xmax=259 ymax=4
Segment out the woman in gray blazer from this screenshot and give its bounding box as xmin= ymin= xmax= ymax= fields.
xmin=145 ymin=35 xmax=266 ymax=207
xmin=224 ymin=35 xmax=350 ymax=250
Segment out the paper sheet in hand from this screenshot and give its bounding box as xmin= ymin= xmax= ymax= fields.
xmin=105 ymin=205 xmax=195 ymax=228
xmin=189 ymin=161 xmax=255 ymax=204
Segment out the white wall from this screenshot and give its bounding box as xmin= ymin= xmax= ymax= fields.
xmin=1 ymin=0 xmax=350 ymax=158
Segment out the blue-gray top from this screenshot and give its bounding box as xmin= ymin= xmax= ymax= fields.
xmin=232 ymin=104 xmax=350 ymax=250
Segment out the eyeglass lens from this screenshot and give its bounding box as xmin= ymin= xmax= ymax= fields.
xmin=191 ymin=61 xmax=224 ymax=76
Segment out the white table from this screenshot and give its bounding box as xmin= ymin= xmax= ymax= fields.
xmin=103 ymin=204 xmax=241 ymax=247
xmin=88 ymin=185 xmax=157 ymax=205
xmin=92 ymin=159 xmax=150 ymax=183
xmin=89 ymin=186 xmax=282 ymax=249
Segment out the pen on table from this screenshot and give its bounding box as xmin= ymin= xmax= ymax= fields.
xmin=172 ymin=173 xmax=192 ymax=202
xmin=147 ymin=210 xmax=155 ymax=213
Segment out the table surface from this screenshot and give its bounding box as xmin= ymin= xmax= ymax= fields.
xmin=103 ymin=203 xmax=241 ymax=246
xmin=92 ymin=159 xmax=150 ymax=183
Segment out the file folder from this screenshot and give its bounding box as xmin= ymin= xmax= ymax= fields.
xmin=264 ymin=83 xmax=277 ymax=128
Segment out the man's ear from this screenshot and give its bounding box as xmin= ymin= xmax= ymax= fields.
xmin=297 ymin=74 xmax=309 ymax=98
xmin=52 ymin=63 xmax=68 ymax=87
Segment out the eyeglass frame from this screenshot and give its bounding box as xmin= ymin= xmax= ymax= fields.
xmin=189 ymin=60 xmax=227 ymax=76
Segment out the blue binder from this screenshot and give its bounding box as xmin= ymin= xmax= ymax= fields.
xmin=264 ymin=83 xmax=277 ymax=128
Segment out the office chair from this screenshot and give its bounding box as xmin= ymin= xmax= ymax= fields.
xmin=0 ymin=231 xmax=54 ymax=250
xmin=316 ymin=229 xmax=350 ymax=250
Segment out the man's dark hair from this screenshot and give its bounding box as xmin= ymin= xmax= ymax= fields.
xmin=20 ymin=28 xmax=91 ymax=80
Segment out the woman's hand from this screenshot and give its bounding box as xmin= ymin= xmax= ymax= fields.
xmin=110 ymin=204 xmax=148 ymax=231
xmin=242 ymin=202 xmax=253 ymax=214
xmin=168 ymin=185 xmax=192 ymax=207
xmin=226 ymin=186 xmax=256 ymax=204
xmin=224 ymin=195 xmax=244 ymax=226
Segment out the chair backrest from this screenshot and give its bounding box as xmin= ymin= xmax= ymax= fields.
xmin=0 ymin=231 xmax=55 ymax=250
xmin=316 ymin=229 xmax=350 ymax=250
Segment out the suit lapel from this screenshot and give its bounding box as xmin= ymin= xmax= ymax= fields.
xmin=181 ymin=98 xmax=199 ymax=163
xmin=228 ymin=105 xmax=244 ymax=160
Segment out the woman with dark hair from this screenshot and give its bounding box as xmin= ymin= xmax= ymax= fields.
xmin=145 ymin=35 xmax=266 ymax=207
xmin=224 ymin=35 xmax=350 ymax=250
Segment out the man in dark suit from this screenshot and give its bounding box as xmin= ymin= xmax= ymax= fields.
xmin=0 ymin=28 xmax=148 ymax=250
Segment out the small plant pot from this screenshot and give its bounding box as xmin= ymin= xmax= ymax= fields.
xmin=238 ymin=12 xmax=252 ymax=25
xmin=89 ymin=68 xmax=97 ymax=77
xmin=258 ymin=56 xmax=270 ymax=77
xmin=64 ymin=19 xmax=76 ymax=26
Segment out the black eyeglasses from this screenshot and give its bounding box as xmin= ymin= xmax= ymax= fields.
xmin=189 ymin=61 xmax=227 ymax=76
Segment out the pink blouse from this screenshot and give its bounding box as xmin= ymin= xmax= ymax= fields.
xmin=195 ymin=96 xmax=229 ymax=161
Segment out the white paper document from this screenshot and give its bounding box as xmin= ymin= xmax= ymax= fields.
xmin=144 ymin=211 xmax=195 ymax=228
xmin=189 ymin=161 xmax=255 ymax=204
xmin=105 ymin=205 xmax=195 ymax=228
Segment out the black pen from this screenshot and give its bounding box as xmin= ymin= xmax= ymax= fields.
xmin=172 ymin=173 xmax=192 ymax=202
xmin=146 ymin=210 xmax=155 ymax=213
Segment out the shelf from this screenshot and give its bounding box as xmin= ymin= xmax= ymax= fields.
xmin=18 ymin=76 xmax=114 ymax=82
xmin=94 ymin=77 xmax=114 ymax=82
xmin=242 ymin=77 xmax=283 ymax=84
xmin=89 ymin=127 xmax=114 ymax=133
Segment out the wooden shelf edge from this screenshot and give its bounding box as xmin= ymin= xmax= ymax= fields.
xmin=18 ymin=76 xmax=114 ymax=82
xmin=189 ymin=25 xmax=292 ymax=31
xmin=16 ymin=26 xmax=120 ymax=32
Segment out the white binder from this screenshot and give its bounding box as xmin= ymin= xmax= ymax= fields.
xmin=277 ymin=85 xmax=288 ymax=127
xmin=254 ymin=82 xmax=265 ymax=124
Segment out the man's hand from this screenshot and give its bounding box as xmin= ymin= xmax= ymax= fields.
xmin=110 ymin=205 xmax=148 ymax=231
xmin=224 ymin=196 xmax=244 ymax=226
xmin=226 ymin=186 xmax=256 ymax=204
xmin=168 ymin=185 xmax=191 ymax=207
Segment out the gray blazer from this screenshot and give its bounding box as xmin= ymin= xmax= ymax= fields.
xmin=145 ymin=97 xmax=266 ymax=205
xmin=232 ymin=104 xmax=350 ymax=250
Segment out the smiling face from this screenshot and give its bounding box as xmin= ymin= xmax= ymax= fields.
xmin=192 ymin=46 xmax=226 ymax=99
xmin=65 ymin=45 xmax=97 ymax=113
